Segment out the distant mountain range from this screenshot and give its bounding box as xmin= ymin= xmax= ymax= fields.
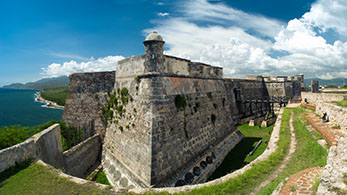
xmin=2 ymin=76 xmax=69 ymax=90
xmin=304 ymin=78 xmax=347 ymax=86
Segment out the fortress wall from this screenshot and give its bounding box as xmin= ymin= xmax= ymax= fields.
xmin=0 ymin=124 xmax=63 ymax=173
xmin=116 ymin=56 xmax=145 ymax=78
xmin=301 ymin=92 xmax=345 ymax=104
xmin=103 ymin=76 xmax=152 ymax=188
xmin=63 ymin=134 xmax=102 ymax=177
xmin=0 ymin=138 xmax=36 ymax=173
xmin=62 ymin=71 xmax=115 ymax=139
xmin=316 ymin=102 xmax=347 ymax=130
xmin=238 ymin=79 xmax=269 ymax=119
xmin=33 ymin=124 xmax=64 ymax=168
xmin=265 ymin=81 xmax=286 ymax=98
xmin=150 ymin=76 xmax=243 ymax=187
xmin=163 ymin=56 xmax=223 ymax=78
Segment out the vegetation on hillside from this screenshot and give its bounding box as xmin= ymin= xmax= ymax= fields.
xmin=2 ymin=76 xmax=69 ymax=90
xmin=41 ymin=86 xmax=68 ymax=106
xmin=0 ymin=121 xmax=61 ymax=150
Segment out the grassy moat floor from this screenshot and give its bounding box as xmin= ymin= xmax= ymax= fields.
xmin=208 ymin=122 xmax=274 ymax=181
xmin=0 ymin=107 xmax=329 ymax=195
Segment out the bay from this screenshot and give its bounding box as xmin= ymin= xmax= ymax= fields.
xmin=0 ymin=88 xmax=63 ymax=127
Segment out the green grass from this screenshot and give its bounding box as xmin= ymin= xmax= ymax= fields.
xmin=208 ymin=123 xmax=274 ymax=180
xmin=258 ymin=107 xmax=328 ymax=195
xmin=179 ymin=108 xmax=292 ymax=195
xmin=333 ymin=100 xmax=347 ymax=107
xmin=94 ymin=170 xmax=111 ymax=186
xmin=41 ymin=86 xmax=68 ymax=106
xmin=0 ymin=161 xmax=111 ymax=195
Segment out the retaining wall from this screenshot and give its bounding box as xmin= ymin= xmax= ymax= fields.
xmin=63 ymin=134 xmax=102 ymax=177
xmin=0 ymin=124 xmax=63 ymax=173
xmin=0 ymin=124 xmax=103 ymax=180
xmin=301 ymin=92 xmax=345 ymax=104
xmin=318 ymin=137 xmax=347 ymax=194
xmin=316 ymin=102 xmax=347 ymax=130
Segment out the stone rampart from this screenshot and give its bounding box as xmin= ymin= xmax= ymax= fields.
xmin=64 ymin=32 xmax=307 ymax=189
xmin=317 ymin=136 xmax=347 ymax=194
xmin=316 ymin=102 xmax=347 ymax=130
xmin=301 ymin=92 xmax=345 ymax=104
xmin=103 ymin=70 xmax=243 ymax=188
xmin=0 ymin=139 xmax=36 ymax=173
xmin=0 ymin=124 xmax=103 ymax=179
xmin=33 ymin=124 xmax=64 ymax=168
xmin=0 ymin=124 xmax=63 ymax=172
xmin=62 ymin=71 xmax=115 ymax=139
xmin=63 ymin=134 xmax=102 ymax=177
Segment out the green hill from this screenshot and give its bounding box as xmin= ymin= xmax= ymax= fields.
xmin=2 ymin=76 xmax=69 ymax=90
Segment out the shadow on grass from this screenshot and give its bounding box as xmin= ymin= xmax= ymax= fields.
xmin=0 ymin=159 xmax=32 ymax=186
xmin=208 ymin=137 xmax=261 ymax=181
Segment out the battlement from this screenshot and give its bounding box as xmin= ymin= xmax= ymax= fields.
xmin=62 ymin=32 xmax=304 ymax=189
xmin=116 ymin=32 xmax=222 ymax=79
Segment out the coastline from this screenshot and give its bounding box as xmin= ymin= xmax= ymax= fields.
xmin=35 ymin=91 xmax=64 ymax=109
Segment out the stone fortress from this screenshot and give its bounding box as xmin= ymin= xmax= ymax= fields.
xmin=61 ymin=32 xmax=304 ymax=188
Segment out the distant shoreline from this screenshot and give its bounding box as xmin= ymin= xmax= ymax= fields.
xmin=35 ymin=92 xmax=64 ymax=109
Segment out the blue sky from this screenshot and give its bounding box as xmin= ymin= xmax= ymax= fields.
xmin=1 ymin=0 xmax=346 ymax=86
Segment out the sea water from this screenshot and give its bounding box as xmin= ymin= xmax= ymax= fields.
xmin=0 ymin=88 xmax=63 ymax=127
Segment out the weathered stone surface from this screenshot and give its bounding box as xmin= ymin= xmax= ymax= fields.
xmin=301 ymin=92 xmax=346 ymax=130
xmin=317 ymin=137 xmax=347 ymax=194
xmin=62 ymin=71 xmax=115 ymax=139
xmin=0 ymin=124 xmax=103 ymax=180
xmin=58 ymin=32 xmax=308 ymax=189
xmin=63 ymin=134 xmax=102 ymax=178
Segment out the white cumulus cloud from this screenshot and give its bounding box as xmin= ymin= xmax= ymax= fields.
xmin=302 ymin=0 xmax=347 ymax=35
xmin=145 ymin=0 xmax=347 ymax=79
xmin=41 ymin=55 xmax=125 ymax=77
xmin=157 ymin=12 xmax=169 ymax=17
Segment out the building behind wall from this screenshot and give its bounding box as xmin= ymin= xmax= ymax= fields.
xmin=62 ymin=32 xmax=305 ymax=188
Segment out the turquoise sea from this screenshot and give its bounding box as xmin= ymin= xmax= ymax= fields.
xmin=0 ymin=88 xmax=63 ymax=127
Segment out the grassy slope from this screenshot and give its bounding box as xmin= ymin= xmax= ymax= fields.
xmin=258 ymin=107 xmax=328 ymax=194
xmin=209 ymin=123 xmax=273 ymax=180
xmin=40 ymin=86 xmax=68 ymax=106
xmin=0 ymin=162 xmax=111 ymax=195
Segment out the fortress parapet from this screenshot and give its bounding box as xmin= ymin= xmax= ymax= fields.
xmin=62 ymin=32 xmax=305 ymax=189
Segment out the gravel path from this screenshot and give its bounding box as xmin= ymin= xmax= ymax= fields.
xmin=251 ymin=112 xmax=297 ymax=194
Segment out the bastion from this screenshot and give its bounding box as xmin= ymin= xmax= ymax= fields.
xmin=61 ymin=32 xmax=304 ymax=188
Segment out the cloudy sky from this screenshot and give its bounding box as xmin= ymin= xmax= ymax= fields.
xmin=0 ymin=0 xmax=346 ymax=86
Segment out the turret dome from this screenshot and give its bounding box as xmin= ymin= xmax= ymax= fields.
xmin=144 ymin=31 xmax=164 ymax=42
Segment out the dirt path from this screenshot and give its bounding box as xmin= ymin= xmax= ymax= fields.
xmin=251 ymin=112 xmax=297 ymax=194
